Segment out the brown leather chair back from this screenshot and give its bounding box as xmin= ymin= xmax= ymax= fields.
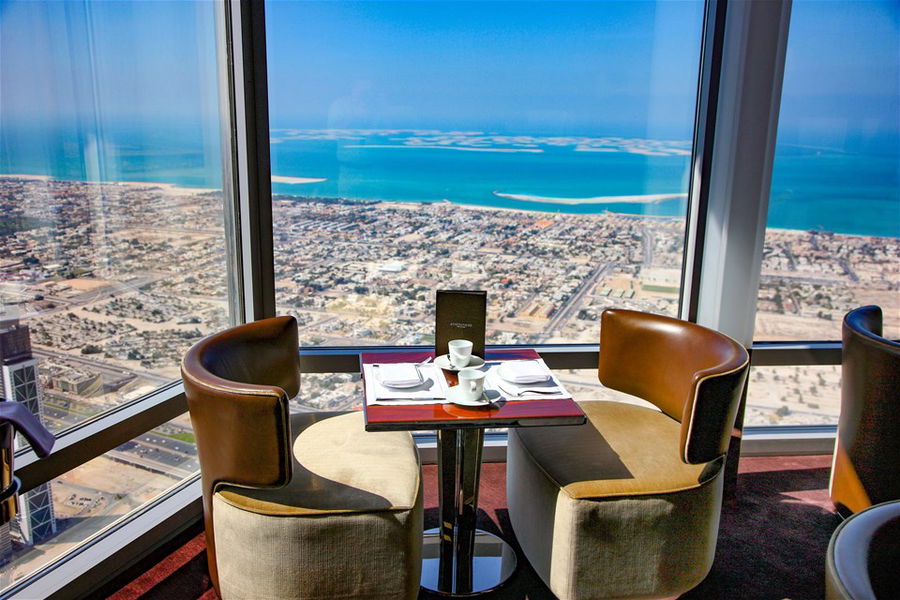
xmin=831 ymin=306 xmax=900 ymax=514
xmin=180 ymin=315 xmax=300 ymax=591
xmin=598 ymin=309 xmax=749 ymax=464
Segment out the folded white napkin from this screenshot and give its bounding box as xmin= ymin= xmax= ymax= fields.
xmin=377 ymin=363 xmax=423 ymax=387
xmin=364 ymin=364 xmax=450 ymax=405
xmin=498 ymin=360 xmax=551 ymax=384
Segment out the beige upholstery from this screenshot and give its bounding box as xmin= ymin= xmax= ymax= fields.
xmin=215 ymin=412 xmax=423 ymax=600
xmin=509 ymin=402 xmax=724 ymax=600
xmin=515 ymin=401 xmax=719 ymax=499
xmin=219 ymin=412 xmax=421 ymax=516
xmin=507 ymin=308 xmax=748 ymax=600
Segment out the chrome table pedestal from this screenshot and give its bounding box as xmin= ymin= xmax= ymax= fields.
xmin=420 ymin=429 xmax=517 ymax=596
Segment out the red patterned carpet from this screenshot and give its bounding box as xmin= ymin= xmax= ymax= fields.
xmin=107 ymin=455 xmax=839 ymax=600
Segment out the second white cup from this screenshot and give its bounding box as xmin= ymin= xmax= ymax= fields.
xmin=457 ymin=368 xmax=486 ymax=402
xmin=448 ymin=339 xmax=473 ymax=368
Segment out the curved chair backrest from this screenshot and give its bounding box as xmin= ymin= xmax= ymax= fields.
xmin=598 ymin=309 xmax=749 ymax=464
xmin=832 ymin=306 xmax=900 ymax=513
xmin=826 ymin=500 xmax=900 ymax=600
xmin=181 ymin=315 xmax=300 ymax=591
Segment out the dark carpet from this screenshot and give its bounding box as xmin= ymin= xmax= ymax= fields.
xmin=107 ymin=455 xmax=838 ymax=600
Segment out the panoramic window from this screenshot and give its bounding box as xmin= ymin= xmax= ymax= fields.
xmin=746 ymin=0 xmax=899 ymax=426
xmin=266 ymin=1 xmax=705 ymax=409
xmin=0 ymin=0 xmax=221 ymax=584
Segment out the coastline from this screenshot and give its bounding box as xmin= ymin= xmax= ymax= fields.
xmin=375 ymin=198 xmax=685 ymax=221
xmin=492 ymin=191 xmax=687 ymax=205
xmin=0 ymin=174 xmax=219 ymax=197
xmin=3 ymin=173 xmax=895 ymax=240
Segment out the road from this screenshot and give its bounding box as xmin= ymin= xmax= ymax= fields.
xmin=32 ymin=347 xmax=173 ymax=385
xmin=545 ymin=263 xmax=611 ymax=334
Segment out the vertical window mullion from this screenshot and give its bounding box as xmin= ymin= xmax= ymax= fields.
xmin=694 ymin=0 xmax=792 ymax=346
xmin=219 ymin=0 xmax=276 ymax=324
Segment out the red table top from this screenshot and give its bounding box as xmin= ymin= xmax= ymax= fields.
xmin=362 ymin=348 xmax=587 ymax=432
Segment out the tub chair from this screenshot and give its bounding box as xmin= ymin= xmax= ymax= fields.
xmin=181 ymin=316 xmax=423 ymax=600
xmin=507 ymin=308 xmax=749 ymax=600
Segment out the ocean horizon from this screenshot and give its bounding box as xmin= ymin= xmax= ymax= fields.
xmin=2 ymin=126 xmax=897 ymax=238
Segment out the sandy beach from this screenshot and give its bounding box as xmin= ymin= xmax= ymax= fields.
xmin=272 ymin=176 xmax=327 ymax=184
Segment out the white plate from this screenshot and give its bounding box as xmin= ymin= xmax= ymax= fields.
xmin=434 ymin=354 xmax=486 ymax=372
xmin=374 ymin=364 xmax=425 ymax=389
xmin=446 ymin=386 xmax=490 ymax=406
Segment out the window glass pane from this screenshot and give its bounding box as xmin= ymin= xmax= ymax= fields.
xmin=548 ymin=367 xmax=657 ymax=410
xmin=0 ymin=413 xmax=197 ymax=589
xmin=754 ymin=0 xmax=899 ymax=342
xmin=0 ymin=1 xmax=228 ymax=438
xmin=267 ymin=1 xmax=704 ymax=360
xmin=294 ymin=372 xmax=362 ymax=412
xmin=745 ymin=365 xmax=840 ymax=426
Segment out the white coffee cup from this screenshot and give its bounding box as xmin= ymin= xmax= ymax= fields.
xmin=457 ymin=368 xmax=486 ymax=402
xmin=448 ymin=339 xmax=473 ymax=368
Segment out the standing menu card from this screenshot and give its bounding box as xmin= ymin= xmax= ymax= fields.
xmin=435 ymin=290 xmax=487 ymax=359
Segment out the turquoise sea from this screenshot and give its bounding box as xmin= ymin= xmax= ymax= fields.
xmin=2 ymin=125 xmax=898 ymax=238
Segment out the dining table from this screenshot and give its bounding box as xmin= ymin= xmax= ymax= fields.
xmin=362 ymin=348 xmax=586 ymax=596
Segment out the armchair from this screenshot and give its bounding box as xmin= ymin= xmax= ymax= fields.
xmin=181 ymin=316 xmax=423 ymax=600
xmin=507 ymin=308 xmax=749 ymax=600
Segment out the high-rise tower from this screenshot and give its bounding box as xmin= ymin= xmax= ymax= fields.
xmin=0 ymin=310 xmax=56 ymax=562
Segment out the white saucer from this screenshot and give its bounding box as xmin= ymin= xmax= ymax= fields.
xmin=446 ymin=386 xmax=490 ymax=406
xmin=435 ymin=354 xmax=486 ymax=372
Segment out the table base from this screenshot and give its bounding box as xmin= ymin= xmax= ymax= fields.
xmin=420 ymin=528 xmax=517 ymax=596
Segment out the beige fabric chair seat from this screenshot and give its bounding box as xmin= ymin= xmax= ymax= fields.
xmin=509 ymin=400 xmax=726 ymax=600
xmin=515 ymin=401 xmax=718 ymax=499
xmin=215 ymin=412 xmax=423 ymax=600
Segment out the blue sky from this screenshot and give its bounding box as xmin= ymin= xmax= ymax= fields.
xmin=265 ymin=1 xmax=704 ymax=137
xmin=777 ymin=0 xmax=899 ymax=152
xmin=0 ymin=0 xmax=218 ymax=124
xmin=0 ymin=0 xmax=897 ymax=144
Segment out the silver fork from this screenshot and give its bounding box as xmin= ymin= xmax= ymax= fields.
xmin=497 ymin=383 xmax=562 ymax=397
